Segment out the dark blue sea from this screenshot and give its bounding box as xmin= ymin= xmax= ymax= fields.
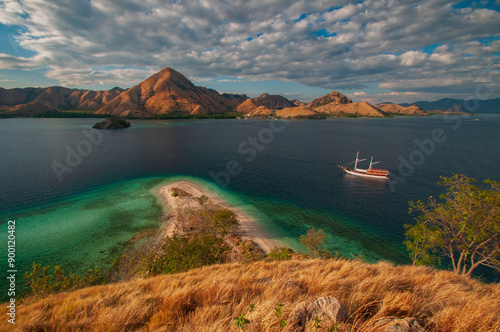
xmin=1 ymin=115 xmax=499 ymax=297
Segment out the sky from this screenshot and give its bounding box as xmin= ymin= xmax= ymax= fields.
xmin=0 ymin=0 xmax=499 ymax=103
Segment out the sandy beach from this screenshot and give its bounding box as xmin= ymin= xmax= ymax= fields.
xmin=157 ymin=180 xmax=283 ymax=253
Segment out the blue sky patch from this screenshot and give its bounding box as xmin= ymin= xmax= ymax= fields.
xmin=0 ymin=24 xmax=36 ymax=57
xmin=311 ymin=29 xmax=337 ymax=38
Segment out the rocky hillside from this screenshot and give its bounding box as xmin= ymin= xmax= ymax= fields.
xmin=236 ymin=100 xmax=324 ymax=119
xmin=3 ymin=259 xmax=498 ymax=331
xmin=377 ymin=103 xmax=428 ymax=116
xmin=315 ymin=101 xmax=386 ymax=117
xmin=276 ymin=106 xmax=325 ymax=119
xmin=237 ymin=90 xmax=430 ymax=119
xmin=0 ymin=86 xmax=124 ymax=114
xmin=235 ymin=99 xmax=273 ymax=116
xmin=96 ymin=67 xmax=244 ymax=117
xmin=221 ymin=93 xmax=249 ymax=107
xmin=291 ymin=99 xmax=308 ymax=107
xmin=254 ymin=93 xmax=296 ymax=109
xmin=309 ymin=91 xmax=352 ymax=108
xmin=236 ymin=94 xmax=304 ymax=118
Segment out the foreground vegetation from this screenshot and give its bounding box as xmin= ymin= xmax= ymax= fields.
xmin=3 ymin=259 xmax=499 ymax=331
xmin=405 ymin=175 xmax=500 ymax=277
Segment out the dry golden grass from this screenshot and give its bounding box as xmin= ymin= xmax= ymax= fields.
xmin=2 ymin=259 xmax=499 ymax=332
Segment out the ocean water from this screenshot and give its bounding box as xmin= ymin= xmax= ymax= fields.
xmin=1 ymin=115 xmax=499 ymax=298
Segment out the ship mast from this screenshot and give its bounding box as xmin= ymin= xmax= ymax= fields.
xmin=354 ymin=151 xmax=366 ymax=171
xmin=369 ymin=157 xmax=380 ymax=170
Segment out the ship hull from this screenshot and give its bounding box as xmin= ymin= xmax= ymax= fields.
xmin=338 ymin=166 xmax=389 ymax=180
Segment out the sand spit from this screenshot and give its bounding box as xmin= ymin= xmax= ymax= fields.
xmin=157 ymin=181 xmax=283 ymax=253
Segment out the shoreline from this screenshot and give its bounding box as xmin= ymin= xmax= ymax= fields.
xmin=156 ymin=180 xmax=284 ymax=253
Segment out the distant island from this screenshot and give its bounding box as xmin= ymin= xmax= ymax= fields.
xmin=0 ymin=67 xmax=497 ymax=119
xmin=93 ymin=117 xmax=131 ymax=129
xmin=400 ymin=98 xmax=500 ymax=114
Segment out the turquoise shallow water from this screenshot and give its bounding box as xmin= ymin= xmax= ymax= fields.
xmin=243 ymin=196 xmax=406 ymax=263
xmin=0 ymin=177 xmax=168 ymax=297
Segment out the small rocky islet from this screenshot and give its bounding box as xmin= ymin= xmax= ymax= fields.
xmin=92 ymin=117 xmax=131 ymax=129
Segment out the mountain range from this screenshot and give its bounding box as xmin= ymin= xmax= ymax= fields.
xmin=2 ymin=67 xmax=496 ymax=118
xmin=93 ymin=67 xmax=427 ymax=119
xmin=400 ymin=98 xmax=500 ymax=113
xmin=0 ymin=86 xmax=124 ymax=115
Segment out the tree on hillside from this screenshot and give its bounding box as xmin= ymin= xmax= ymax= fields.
xmin=404 ymin=174 xmax=500 ymax=277
xmin=300 ymin=227 xmax=328 ymax=257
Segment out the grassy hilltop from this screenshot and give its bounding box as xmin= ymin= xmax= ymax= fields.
xmin=2 ymin=258 xmax=499 ymax=331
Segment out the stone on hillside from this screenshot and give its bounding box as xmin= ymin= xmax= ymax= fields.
xmin=289 ymin=296 xmax=349 ymax=327
xmin=289 ymin=301 xmax=310 ymax=326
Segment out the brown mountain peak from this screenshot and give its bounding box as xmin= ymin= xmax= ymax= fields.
xmin=158 ymin=66 xmax=179 ymax=75
xmin=310 ymin=91 xmax=352 ymax=108
xmin=155 ymin=67 xmax=187 ymax=82
xmin=236 ymin=99 xmax=265 ymax=114
xmin=138 ymin=67 xmax=194 ymax=93
xmin=97 ymin=67 xmax=236 ymax=117
xmin=254 ymin=93 xmax=295 ymax=109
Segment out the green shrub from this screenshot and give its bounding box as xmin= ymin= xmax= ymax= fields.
xmin=212 ymin=208 xmax=239 ymax=234
xmin=268 ymin=247 xmax=294 ymax=260
xmin=186 ymin=208 xmax=239 ymax=234
xmin=234 ymin=313 xmax=250 ymax=329
xmin=149 ymin=233 xmax=229 ymax=275
xmin=112 ymin=232 xmax=162 ymax=281
xmin=171 ymin=187 xmax=192 ymax=198
xmin=300 ymin=227 xmax=329 ymax=257
xmin=24 ymin=262 xmax=102 ymax=299
xmin=240 ymin=240 xmax=265 ymax=262
xmin=194 ymin=195 xmax=209 ymax=205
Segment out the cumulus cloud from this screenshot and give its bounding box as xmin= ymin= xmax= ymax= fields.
xmin=0 ymin=53 xmax=35 ymax=69
xmin=190 ymin=77 xmax=214 ymax=83
xmin=216 ymin=79 xmax=245 ymax=83
xmin=0 ymin=0 xmax=499 ymax=100
xmin=44 ymin=67 xmax=156 ymax=86
xmin=429 ymin=52 xmax=458 ymax=64
xmin=379 ymin=78 xmax=468 ymax=89
xmin=400 ymin=51 xmax=428 ymax=66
